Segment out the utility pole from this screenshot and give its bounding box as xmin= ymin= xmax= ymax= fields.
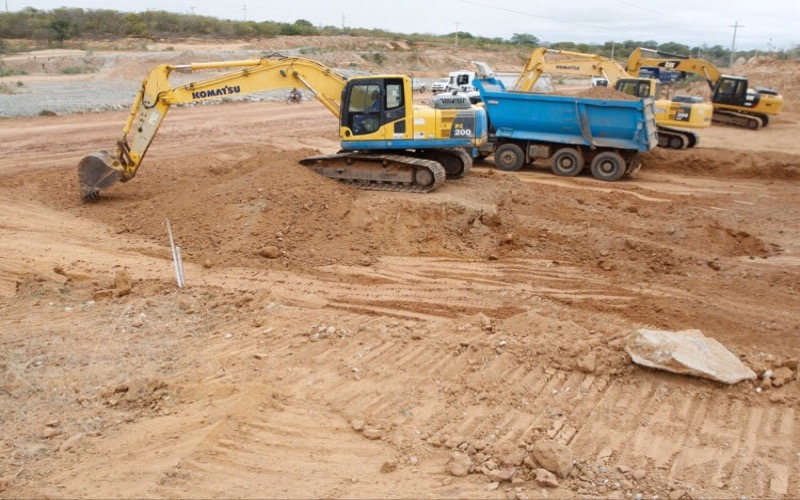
xmin=342 ymin=13 xmax=345 ymax=30
xmin=242 ymin=2 xmax=247 ymax=21
xmin=454 ymin=22 xmax=460 ymax=49
xmin=729 ymin=21 xmax=743 ymax=68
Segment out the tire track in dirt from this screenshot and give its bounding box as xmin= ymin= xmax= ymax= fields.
xmin=569 ymin=377 xmax=799 ymax=498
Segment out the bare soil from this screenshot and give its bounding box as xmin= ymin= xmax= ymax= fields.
xmin=1 ymin=37 xmax=799 ymax=499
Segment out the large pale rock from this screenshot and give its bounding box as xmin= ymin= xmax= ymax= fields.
xmin=531 ymin=441 xmax=574 ymax=478
xmin=625 ymin=328 xmax=756 ymax=384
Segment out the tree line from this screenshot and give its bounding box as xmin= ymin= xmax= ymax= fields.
xmin=1 ymin=7 xmax=796 ymax=67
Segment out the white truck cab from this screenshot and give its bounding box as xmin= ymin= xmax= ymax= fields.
xmin=446 ymin=70 xmax=478 ymax=92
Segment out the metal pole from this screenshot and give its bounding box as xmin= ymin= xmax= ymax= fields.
xmin=455 ymin=22 xmax=459 ymax=49
xmin=729 ymin=21 xmax=743 ymax=68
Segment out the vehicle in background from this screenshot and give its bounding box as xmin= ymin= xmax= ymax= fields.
xmin=431 ymin=78 xmax=449 ymax=94
xmin=626 ymin=47 xmax=783 ymax=129
xmin=412 ymin=78 xmax=426 ymax=93
xmin=446 ymin=70 xmax=477 ymax=92
xmin=507 ymin=48 xmax=712 ymax=149
xmin=590 ymin=76 xmax=609 ymax=87
xmin=638 ymin=66 xmax=682 ymax=84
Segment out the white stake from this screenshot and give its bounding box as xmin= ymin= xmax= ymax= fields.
xmin=165 ymin=219 xmax=185 ymax=288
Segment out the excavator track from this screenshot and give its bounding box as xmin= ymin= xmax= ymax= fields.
xmin=299 ymin=152 xmax=446 ymax=193
xmin=657 ymin=126 xmax=699 ymax=150
xmin=712 ymin=110 xmax=764 ymax=130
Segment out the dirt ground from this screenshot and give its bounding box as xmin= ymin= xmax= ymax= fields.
xmin=1 ymin=37 xmax=799 ymax=499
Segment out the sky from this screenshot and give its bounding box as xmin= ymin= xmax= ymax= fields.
xmin=10 ymin=0 xmax=800 ymax=51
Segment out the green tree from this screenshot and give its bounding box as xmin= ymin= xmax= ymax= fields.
xmin=510 ymin=33 xmax=540 ymax=46
xmin=49 ymin=18 xmax=73 ymax=42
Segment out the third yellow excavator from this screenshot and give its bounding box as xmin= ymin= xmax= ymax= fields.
xmin=626 ymin=47 xmax=783 ymax=130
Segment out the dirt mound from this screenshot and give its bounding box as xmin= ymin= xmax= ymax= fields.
xmin=575 ymin=86 xmax=639 ymax=100
xmin=644 ymin=147 xmax=800 ymax=179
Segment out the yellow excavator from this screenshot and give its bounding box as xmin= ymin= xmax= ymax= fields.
xmin=511 ymin=48 xmax=712 ymax=149
xmin=78 ymin=55 xmax=488 ymax=200
xmin=626 ymin=47 xmax=783 ymax=129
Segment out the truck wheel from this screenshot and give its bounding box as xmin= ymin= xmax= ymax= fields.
xmin=590 ymin=151 xmax=626 ymax=182
xmin=494 ymin=143 xmax=525 ymax=171
xmin=550 ymin=148 xmax=584 ymax=176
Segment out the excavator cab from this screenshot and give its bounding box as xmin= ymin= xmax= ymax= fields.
xmin=341 ymin=78 xmax=407 ymax=138
xmin=712 ymin=76 xmax=748 ymax=106
xmin=615 ymin=78 xmax=660 ymax=99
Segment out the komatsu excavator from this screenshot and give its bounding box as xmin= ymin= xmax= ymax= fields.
xmin=511 ymin=48 xmax=712 ymax=149
xmin=78 ymin=55 xmax=487 ymax=200
xmin=626 ymin=48 xmax=783 ymax=129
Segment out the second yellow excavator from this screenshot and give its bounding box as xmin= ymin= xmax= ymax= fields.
xmin=626 ymin=48 xmax=783 ymax=129
xmin=511 ymin=48 xmax=712 ymax=149
xmin=78 ymin=55 xmax=487 ymax=200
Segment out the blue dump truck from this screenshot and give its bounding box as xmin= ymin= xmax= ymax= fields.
xmin=471 ymin=73 xmax=658 ymax=181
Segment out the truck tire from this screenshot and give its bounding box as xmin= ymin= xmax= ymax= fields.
xmin=550 ymin=148 xmax=584 ymax=177
xmin=494 ymin=143 xmax=525 ymax=171
xmin=590 ymin=151 xmax=626 ymax=182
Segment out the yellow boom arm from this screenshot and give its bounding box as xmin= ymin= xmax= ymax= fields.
xmin=114 ymin=56 xmax=346 ymax=179
xmin=512 ymin=48 xmax=630 ymax=91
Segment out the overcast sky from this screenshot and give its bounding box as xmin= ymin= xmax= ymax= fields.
xmin=12 ymin=1 xmax=800 ymax=51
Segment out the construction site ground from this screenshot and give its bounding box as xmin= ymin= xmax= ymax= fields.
xmin=1 ymin=37 xmax=799 ymax=499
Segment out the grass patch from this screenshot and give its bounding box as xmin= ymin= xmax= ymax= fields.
xmin=0 ymin=68 xmax=28 ymax=77
xmin=60 ymin=66 xmax=97 ymax=75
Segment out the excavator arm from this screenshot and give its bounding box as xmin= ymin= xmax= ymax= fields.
xmin=79 ymin=56 xmax=347 ymax=199
xmin=512 ymin=48 xmax=630 ymax=91
xmin=625 ymin=48 xmax=721 ymax=91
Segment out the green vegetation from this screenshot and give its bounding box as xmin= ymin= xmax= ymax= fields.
xmin=0 ymin=7 xmax=797 ymax=67
xmin=60 ymin=66 xmax=95 ymax=74
xmin=0 ymin=67 xmax=28 ymax=77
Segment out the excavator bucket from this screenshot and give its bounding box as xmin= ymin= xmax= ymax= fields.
xmin=78 ymin=151 xmax=124 ymax=201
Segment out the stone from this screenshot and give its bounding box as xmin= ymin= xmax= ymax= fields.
xmin=114 ymin=270 xmax=132 ymax=297
xmin=59 ymin=433 xmax=84 ymax=453
xmin=625 ymin=328 xmax=756 ymax=384
xmin=487 ymin=466 xmax=515 ymax=482
xmin=362 ymin=428 xmax=383 ymax=440
xmin=771 ymin=367 xmax=794 ymax=387
xmin=257 ymin=246 xmax=281 ymax=259
xmin=380 ymin=459 xmax=398 ymax=473
xmin=577 ymin=351 xmax=597 ymax=373
xmin=535 ymin=468 xmax=559 ymax=488
xmin=447 ymin=451 xmax=472 ymax=477
xmin=531 ymin=440 xmax=574 ymax=478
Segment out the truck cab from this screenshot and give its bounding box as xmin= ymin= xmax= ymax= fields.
xmin=446 ymin=70 xmax=478 ymax=92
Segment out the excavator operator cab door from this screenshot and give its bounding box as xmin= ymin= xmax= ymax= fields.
xmin=341 ymin=78 xmax=407 ymax=139
xmin=713 ymin=77 xmax=748 ymax=107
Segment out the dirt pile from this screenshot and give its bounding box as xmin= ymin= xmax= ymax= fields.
xmin=575 ymin=86 xmax=639 ymax=100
